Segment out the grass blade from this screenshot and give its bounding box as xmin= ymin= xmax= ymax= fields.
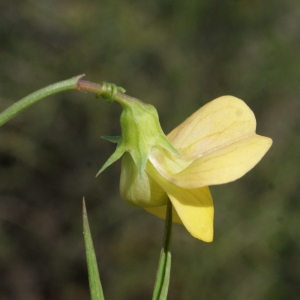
xmin=83 ymin=198 xmax=105 ymax=300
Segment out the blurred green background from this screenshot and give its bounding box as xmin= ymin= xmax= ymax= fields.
xmin=0 ymin=0 xmax=299 ymax=299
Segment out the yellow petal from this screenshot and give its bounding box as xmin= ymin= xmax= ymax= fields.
xmin=144 ymin=205 xmax=183 ymax=224
xmin=168 ymin=186 xmax=214 ymax=242
xmin=164 ymin=134 xmax=273 ymax=189
xmin=167 ymin=96 xmax=256 ymax=160
xmin=149 ymin=146 xmax=191 ymax=175
xmin=146 ymin=162 xmax=214 ymax=242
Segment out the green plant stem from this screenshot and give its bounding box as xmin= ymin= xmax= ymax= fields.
xmin=152 ymin=200 xmax=173 ymax=300
xmin=77 ymin=80 xmax=142 ymax=105
xmin=83 ymin=198 xmax=105 ymax=300
xmin=0 ymin=76 xmax=140 ymax=128
xmin=0 ymin=74 xmax=84 ymax=127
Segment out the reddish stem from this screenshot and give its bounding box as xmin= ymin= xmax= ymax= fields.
xmin=76 ymin=80 xmax=103 ymax=94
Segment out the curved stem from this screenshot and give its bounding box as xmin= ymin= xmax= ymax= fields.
xmin=77 ymin=80 xmax=143 ymax=106
xmin=0 ymin=74 xmax=84 ymax=127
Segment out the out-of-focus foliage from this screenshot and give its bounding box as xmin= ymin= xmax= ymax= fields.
xmin=0 ymin=0 xmax=299 ymax=299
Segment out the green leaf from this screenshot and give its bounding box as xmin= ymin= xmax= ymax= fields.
xmin=152 ymin=200 xmax=172 ymax=300
xmin=83 ymin=198 xmax=105 ymax=300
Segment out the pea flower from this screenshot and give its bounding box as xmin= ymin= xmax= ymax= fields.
xmin=99 ymin=93 xmax=272 ymax=242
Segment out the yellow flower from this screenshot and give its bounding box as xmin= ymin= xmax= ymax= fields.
xmin=100 ymin=94 xmax=272 ymax=242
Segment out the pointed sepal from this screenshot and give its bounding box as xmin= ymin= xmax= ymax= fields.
xmin=101 ymin=136 xmax=121 ymax=143
xmin=96 ymin=145 xmax=125 ymax=177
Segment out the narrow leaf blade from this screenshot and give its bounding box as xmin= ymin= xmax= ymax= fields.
xmin=83 ymin=198 xmax=105 ymax=300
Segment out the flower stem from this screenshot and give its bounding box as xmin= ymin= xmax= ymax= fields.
xmin=152 ymin=200 xmax=173 ymax=300
xmin=0 ymin=76 xmax=141 ymax=128
xmin=0 ymin=75 xmax=84 ymax=127
xmin=77 ymin=80 xmax=143 ymax=106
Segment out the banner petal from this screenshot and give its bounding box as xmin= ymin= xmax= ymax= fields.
xmin=167 ymin=135 xmax=272 ymax=189
xmin=167 ymin=96 xmax=257 ymax=160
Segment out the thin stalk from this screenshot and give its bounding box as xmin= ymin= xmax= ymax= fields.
xmin=0 ymin=76 xmax=141 ymax=127
xmin=76 ymin=80 xmax=143 ymax=105
xmin=152 ymin=200 xmax=173 ymax=300
xmin=0 ymin=75 xmax=84 ymax=127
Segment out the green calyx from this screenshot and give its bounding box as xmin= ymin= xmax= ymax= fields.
xmin=97 ymin=94 xmax=178 ymax=176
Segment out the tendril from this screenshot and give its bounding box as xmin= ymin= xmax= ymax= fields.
xmin=98 ymin=82 xmax=126 ymax=103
